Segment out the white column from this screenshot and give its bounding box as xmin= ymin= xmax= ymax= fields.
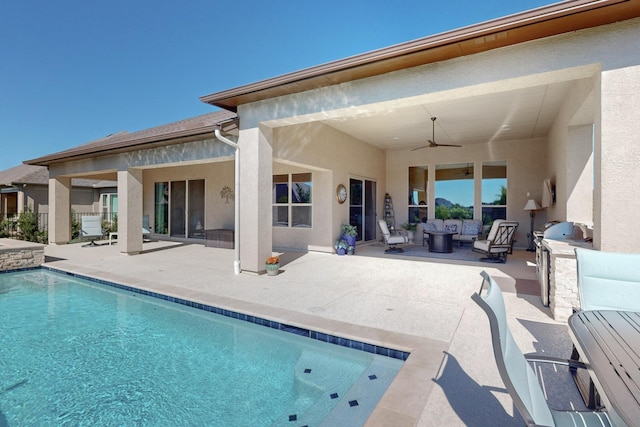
xmin=48 ymin=177 xmax=71 ymax=244
xmin=238 ymin=126 xmax=273 ymax=273
xmin=118 ymin=169 xmax=143 ymax=255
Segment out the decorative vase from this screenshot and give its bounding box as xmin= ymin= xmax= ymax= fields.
xmin=342 ymin=234 xmax=356 ymax=247
xmin=265 ymin=263 xmax=279 ymax=276
xmin=337 ymin=248 xmax=346 ymax=256
xmin=406 ymin=230 xmax=414 ymax=244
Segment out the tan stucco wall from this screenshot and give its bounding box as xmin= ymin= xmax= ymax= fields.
xmin=271 ymin=122 xmax=386 ymax=252
xmin=143 ymin=161 xmax=236 ymax=234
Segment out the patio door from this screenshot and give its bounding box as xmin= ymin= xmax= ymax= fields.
xmin=349 ymin=178 xmax=377 ymax=242
xmin=155 ymin=179 xmax=205 ymax=239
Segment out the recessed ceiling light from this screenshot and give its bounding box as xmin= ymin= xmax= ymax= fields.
xmin=392 ymin=136 xmax=400 ymax=140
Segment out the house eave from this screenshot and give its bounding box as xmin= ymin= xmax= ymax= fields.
xmin=25 ymin=127 xmax=219 ymax=167
xmin=200 ymin=0 xmax=640 ymax=111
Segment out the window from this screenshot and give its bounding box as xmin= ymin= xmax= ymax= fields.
xmin=272 ymin=173 xmax=312 ymax=227
xmin=435 ymin=163 xmax=473 ymax=219
xmin=101 ymin=193 xmax=118 ymax=224
xmin=408 ymin=166 xmax=428 ymax=223
xmin=481 ymin=161 xmax=507 ymax=225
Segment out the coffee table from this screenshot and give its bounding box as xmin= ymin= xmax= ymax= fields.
xmin=427 ymin=231 xmax=456 ymax=253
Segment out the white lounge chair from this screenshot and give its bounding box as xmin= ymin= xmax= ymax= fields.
xmin=81 ymin=215 xmax=104 ymax=247
xmin=378 ymin=219 xmax=408 ymax=253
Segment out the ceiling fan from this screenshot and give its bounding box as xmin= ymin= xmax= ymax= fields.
xmin=412 ymin=117 xmax=462 ymax=150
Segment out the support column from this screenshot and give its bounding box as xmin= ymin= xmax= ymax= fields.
xmin=48 ymin=177 xmax=71 ymax=244
xmin=118 ymin=169 xmax=143 ymax=255
xmin=597 ymin=67 xmax=640 ymax=252
xmin=238 ymin=126 xmax=273 ymax=273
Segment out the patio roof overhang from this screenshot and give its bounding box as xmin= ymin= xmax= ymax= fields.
xmin=24 ymin=112 xmax=238 ymax=167
xmin=200 ymin=0 xmax=640 ymax=112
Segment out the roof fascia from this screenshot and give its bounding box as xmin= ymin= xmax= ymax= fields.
xmin=25 ymin=126 xmax=219 ymax=167
xmin=200 ymin=0 xmax=639 ymax=111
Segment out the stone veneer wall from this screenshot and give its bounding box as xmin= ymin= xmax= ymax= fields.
xmin=0 ymin=239 xmax=45 ymax=271
xmin=545 ymin=239 xmax=592 ymax=322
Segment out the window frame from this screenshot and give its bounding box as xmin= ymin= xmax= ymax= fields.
xmin=272 ymin=173 xmax=312 ymax=228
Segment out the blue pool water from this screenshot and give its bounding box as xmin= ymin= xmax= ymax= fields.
xmin=0 ymin=269 xmax=404 ymax=426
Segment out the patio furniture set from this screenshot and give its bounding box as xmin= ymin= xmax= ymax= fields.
xmin=474 ymin=248 xmax=640 ymax=426
xmin=379 ymin=217 xmax=519 ymax=263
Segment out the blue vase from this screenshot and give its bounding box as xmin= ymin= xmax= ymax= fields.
xmin=342 ymin=235 xmax=356 ymax=247
xmin=337 ymin=248 xmax=346 ymax=256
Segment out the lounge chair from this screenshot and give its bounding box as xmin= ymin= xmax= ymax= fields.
xmin=378 ymin=219 xmax=408 ymax=253
xmin=472 ymin=219 xmax=518 ymax=263
xmin=81 ymin=215 xmax=104 ymax=247
xmin=472 ymin=271 xmax=612 ymax=426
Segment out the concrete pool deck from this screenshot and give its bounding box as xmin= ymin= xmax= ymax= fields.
xmin=42 ymin=240 xmax=571 ymax=426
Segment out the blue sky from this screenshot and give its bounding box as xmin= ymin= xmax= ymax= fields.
xmin=1 ymin=0 xmax=555 ymax=171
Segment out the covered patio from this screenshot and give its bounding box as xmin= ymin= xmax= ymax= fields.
xmin=42 ymin=241 xmax=564 ymax=425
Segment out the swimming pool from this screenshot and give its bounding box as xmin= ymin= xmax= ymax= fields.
xmin=0 ymin=269 xmax=404 ymax=426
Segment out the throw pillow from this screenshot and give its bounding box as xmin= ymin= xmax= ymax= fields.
xmin=424 ymin=222 xmax=438 ymax=232
xmin=462 ymin=221 xmax=481 ymax=235
xmin=445 ymin=224 xmax=457 ymax=233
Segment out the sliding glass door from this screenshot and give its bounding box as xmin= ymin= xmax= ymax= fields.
xmin=349 ymin=178 xmax=377 ymax=242
xmin=154 ymin=179 xmax=205 ymax=239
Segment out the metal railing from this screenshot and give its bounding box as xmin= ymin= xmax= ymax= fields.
xmin=0 ymin=211 xmax=117 ymax=242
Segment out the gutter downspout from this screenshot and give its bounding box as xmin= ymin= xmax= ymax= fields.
xmin=214 ymin=129 xmax=241 ymax=275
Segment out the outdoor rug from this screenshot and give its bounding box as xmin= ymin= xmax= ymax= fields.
xmin=387 ymin=244 xmax=485 ymax=262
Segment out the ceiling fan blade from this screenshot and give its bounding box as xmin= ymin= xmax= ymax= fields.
xmin=411 ymin=145 xmax=428 ymax=151
xmin=434 ymin=143 xmax=462 ymax=147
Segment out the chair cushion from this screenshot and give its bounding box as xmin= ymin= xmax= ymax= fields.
xmin=462 ymin=220 xmax=482 ymax=236
xmin=445 ymin=224 xmax=457 ymax=233
xmin=387 ymin=235 xmax=408 ymax=244
xmin=424 ymin=221 xmax=439 ymax=232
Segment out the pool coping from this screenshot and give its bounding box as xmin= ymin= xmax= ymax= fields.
xmin=16 ymin=263 xmax=449 ymax=426
xmin=41 ymin=265 xmax=411 ymax=361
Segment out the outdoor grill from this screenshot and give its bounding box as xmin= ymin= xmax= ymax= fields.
xmin=534 ymin=221 xmax=575 ymax=306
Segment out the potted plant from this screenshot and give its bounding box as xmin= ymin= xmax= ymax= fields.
xmin=334 ymin=239 xmax=349 ymax=255
xmin=265 ymin=256 xmax=280 ymax=276
xmin=341 ymin=223 xmax=358 ymax=248
xmin=401 ymin=222 xmax=417 ymax=243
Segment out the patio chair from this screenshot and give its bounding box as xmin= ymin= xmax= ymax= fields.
xmin=472 ymin=219 xmax=518 ymax=263
xmin=472 ymin=271 xmax=612 ymax=427
xmin=570 ymin=248 xmax=640 ymax=407
xmin=81 ymin=215 xmax=103 ymax=247
xmin=143 ymin=215 xmax=152 ymax=242
xmin=378 ymin=219 xmax=408 ymax=253
xmin=575 ymin=248 xmax=640 ymax=312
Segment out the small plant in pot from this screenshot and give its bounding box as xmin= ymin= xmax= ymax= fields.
xmin=341 ymin=223 xmax=358 ymax=248
xmin=401 ymin=222 xmax=417 ymax=243
xmin=265 ymin=256 xmax=280 ymax=276
xmin=334 ymin=239 xmax=349 ymax=255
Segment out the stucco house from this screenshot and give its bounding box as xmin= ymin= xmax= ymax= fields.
xmin=0 ymin=163 xmax=116 ymax=227
xmin=26 ymin=0 xmax=640 ymax=275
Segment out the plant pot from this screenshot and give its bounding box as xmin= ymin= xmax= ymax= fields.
xmin=265 ymin=263 xmax=280 ymax=276
xmin=342 ymin=234 xmax=356 ymax=247
xmin=337 ymin=248 xmax=346 ymax=256
xmin=406 ymin=230 xmax=414 ymax=244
